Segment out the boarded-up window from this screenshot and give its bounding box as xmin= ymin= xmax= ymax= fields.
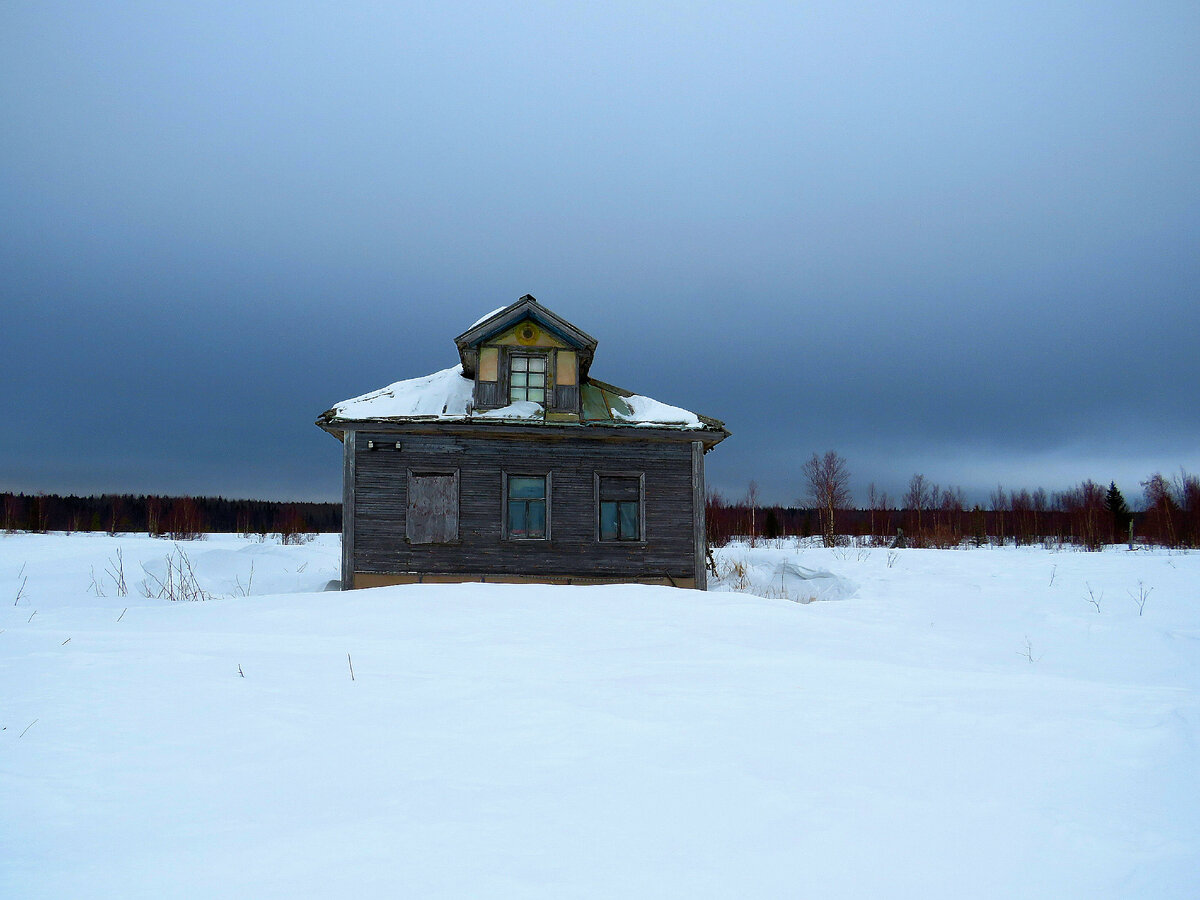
xmin=406 ymin=471 xmax=459 ymax=543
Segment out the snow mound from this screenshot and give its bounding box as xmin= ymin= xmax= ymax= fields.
xmin=475 ymin=399 xmax=544 ymax=419
xmin=614 ymin=393 xmax=702 ymax=427
xmin=772 ymin=561 xmax=858 ymax=603
xmin=331 ymin=364 xmax=474 ymax=420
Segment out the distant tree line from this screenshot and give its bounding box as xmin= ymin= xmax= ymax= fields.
xmin=708 ymin=456 xmax=1200 ymax=551
xmin=0 ymin=493 xmax=340 ymax=537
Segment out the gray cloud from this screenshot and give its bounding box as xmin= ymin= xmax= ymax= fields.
xmin=3 ymin=2 xmax=1197 ymax=506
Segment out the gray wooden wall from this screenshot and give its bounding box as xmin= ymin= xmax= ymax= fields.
xmin=351 ymin=431 xmax=697 ymax=580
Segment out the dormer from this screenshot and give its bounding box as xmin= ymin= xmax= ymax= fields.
xmin=455 ymin=295 xmax=598 ymax=420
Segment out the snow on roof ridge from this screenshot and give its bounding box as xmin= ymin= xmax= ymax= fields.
xmin=469 ymin=306 xmax=507 ymax=329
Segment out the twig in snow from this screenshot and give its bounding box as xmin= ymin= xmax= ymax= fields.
xmin=13 ymin=574 xmax=27 ymax=606
xmin=61 ymin=637 xmax=70 ymax=645
xmin=18 ymin=719 xmax=38 ymax=739
xmin=238 ymin=664 xmax=245 ymax=678
xmin=235 ymin=561 xmax=255 ymax=597
xmin=1128 ymin=581 xmax=1153 ymax=616
xmin=347 ymin=653 xmax=355 ymax=682
xmin=1084 ymin=582 xmax=1103 ymax=613
xmin=116 ymin=607 xmax=127 ymax=623
xmin=104 ymin=549 xmax=128 ymax=597
xmin=1018 ymin=636 xmax=1041 ymax=663
xmin=27 ymin=610 xmax=36 ymax=623
xmin=1048 ymin=565 xmax=1057 ymax=587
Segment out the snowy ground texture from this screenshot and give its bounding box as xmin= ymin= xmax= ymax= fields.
xmin=2 ymin=533 xmax=1198 ymax=899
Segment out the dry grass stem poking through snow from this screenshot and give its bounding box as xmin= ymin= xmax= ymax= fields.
xmin=140 ymin=546 xmax=212 ymax=602
xmin=104 ymin=549 xmax=128 ymax=597
xmin=1129 ymin=581 xmax=1153 ymax=616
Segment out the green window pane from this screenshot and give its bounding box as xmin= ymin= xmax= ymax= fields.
xmin=512 ymin=372 xmax=527 ymax=387
xmin=619 ymin=501 xmax=638 ymax=539
xmin=527 ymin=388 xmax=544 ymax=403
xmin=509 ymin=476 xmax=545 ymax=500
xmin=600 ymin=501 xmax=619 ymax=540
xmin=529 ymin=372 xmax=545 ymax=387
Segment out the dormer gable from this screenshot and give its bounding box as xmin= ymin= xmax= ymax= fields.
xmin=455 ymin=295 xmax=598 ymax=418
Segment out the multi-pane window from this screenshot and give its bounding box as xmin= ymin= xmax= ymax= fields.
xmin=509 ymin=355 xmax=546 ymax=404
xmin=506 ymin=474 xmax=548 ymax=539
xmin=598 ymin=475 xmax=642 ymax=541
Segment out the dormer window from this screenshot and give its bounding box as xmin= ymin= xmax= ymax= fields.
xmin=509 ymin=355 xmax=546 ymax=404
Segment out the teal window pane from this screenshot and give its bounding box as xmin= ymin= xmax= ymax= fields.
xmin=512 ymin=372 xmax=527 ymax=387
xmin=527 ymin=500 xmax=546 ymax=537
xmin=600 ymin=501 xmax=619 ymax=540
xmin=512 ymin=357 xmax=528 ymax=371
xmin=509 ymin=476 xmax=545 ymax=499
xmin=527 ymin=388 xmax=544 ymax=403
xmin=619 ymin=501 xmax=638 ymax=539
xmin=529 ymin=357 xmax=545 ymax=372
xmin=508 ymin=501 xmax=526 ymax=536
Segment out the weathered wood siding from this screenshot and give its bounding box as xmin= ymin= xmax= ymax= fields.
xmin=351 ymin=431 xmax=697 ymax=580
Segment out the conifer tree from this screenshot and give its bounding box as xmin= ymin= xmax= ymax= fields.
xmin=763 ymin=508 xmax=781 ymax=539
xmin=1104 ymin=482 xmax=1133 ymax=544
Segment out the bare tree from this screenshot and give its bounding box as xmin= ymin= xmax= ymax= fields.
xmin=1141 ymin=473 xmax=1177 ymax=547
xmin=904 ymin=474 xmax=931 ymax=545
xmin=802 ymin=451 xmax=851 ymax=548
xmin=937 ymin=486 xmax=965 ymax=546
xmin=745 ymin=480 xmax=759 ymax=544
xmin=1031 ymin=487 xmax=1048 ymax=543
xmin=989 ymin=485 xmax=1008 ymax=546
xmin=1176 ymin=469 xmax=1200 ymax=548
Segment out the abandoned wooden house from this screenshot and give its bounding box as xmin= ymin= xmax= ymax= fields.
xmin=316 ymin=295 xmax=728 ymax=589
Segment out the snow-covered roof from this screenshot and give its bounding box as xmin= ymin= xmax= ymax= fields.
xmin=320 ymin=364 xmax=721 ymax=432
xmin=468 ymin=307 xmax=507 ymax=329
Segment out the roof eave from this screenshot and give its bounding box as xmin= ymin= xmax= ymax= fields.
xmin=317 ymin=414 xmax=728 ymax=448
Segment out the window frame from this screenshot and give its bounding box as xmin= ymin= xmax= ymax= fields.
xmin=405 ymin=468 xmax=461 ymax=544
xmin=507 ymin=351 xmax=550 ymax=405
xmin=594 ymin=471 xmax=646 ymax=543
xmin=502 ymin=471 xmax=553 ymax=541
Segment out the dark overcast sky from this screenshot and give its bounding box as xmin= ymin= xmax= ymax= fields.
xmin=2 ymin=1 xmax=1198 ymax=506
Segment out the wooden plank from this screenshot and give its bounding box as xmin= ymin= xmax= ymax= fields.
xmin=351 ymin=432 xmax=696 ymax=579
xmin=406 ymin=470 xmax=459 ymax=543
xmin=692 ymin=440 xmax=707 ymax=591
xmin=341 ymin=429 xmax=355 ymax=589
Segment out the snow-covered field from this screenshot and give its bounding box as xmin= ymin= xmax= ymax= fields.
xmin=2 ymin=533 xmax=1197 ymax=898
